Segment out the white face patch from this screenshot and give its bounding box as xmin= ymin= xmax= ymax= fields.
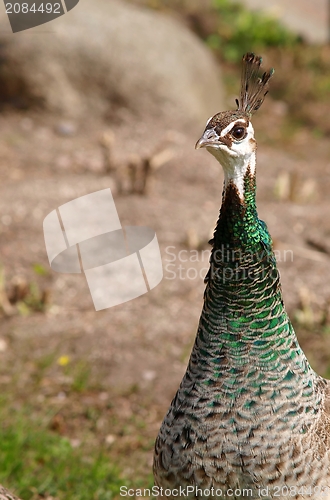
xmin=206 ymin=121 xmax=256 ymax=200
xmin=220 ymin=119 xmax=247 ymax=137
xmin=205 ymin=116 xmax=213 ymax=126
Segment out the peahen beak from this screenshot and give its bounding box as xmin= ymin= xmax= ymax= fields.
xmin=195 ymin=128 xmax=220 ymax=149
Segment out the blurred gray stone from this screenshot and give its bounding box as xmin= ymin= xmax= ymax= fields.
xmin=55 ymin=121 xmax=77 ymax=137
xmin=0 ymin=0 xmax=225 ymax=131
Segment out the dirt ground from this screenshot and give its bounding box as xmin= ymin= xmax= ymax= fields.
xmin=1 ymin=85 xmax=330 ymax=491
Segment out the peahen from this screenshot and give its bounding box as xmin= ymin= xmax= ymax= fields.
xmin=153 ymin=53 xmax=330 ymax=499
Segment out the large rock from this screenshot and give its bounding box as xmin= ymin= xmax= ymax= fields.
xmin=0 ymin=0 xmax=224 ymax=130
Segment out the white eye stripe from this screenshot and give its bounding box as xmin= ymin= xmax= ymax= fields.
xmin=220 ymin=119 xmax=247 ymax=137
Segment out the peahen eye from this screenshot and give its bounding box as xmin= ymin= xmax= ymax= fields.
xmin=231 ymin=126 xmax=246 ymax=140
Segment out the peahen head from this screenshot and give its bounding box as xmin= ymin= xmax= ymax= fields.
xmin=195 ymin=53 xmax=274 ymax=199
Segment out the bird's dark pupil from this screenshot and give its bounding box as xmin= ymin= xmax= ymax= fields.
xmin=232 ymin=127 xmax=245 ymax=139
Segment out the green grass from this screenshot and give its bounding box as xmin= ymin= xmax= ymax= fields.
xmin=0 ymin=402 xmax=126 ymax=500
xmin=208 ymin=0 xmax=299 ymax=62
xmin=68 ymin=360 xmax=92 ymax=393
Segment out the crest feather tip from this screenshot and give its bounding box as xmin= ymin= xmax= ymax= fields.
xmin=237 ymin=52 xmax=274 ymax=116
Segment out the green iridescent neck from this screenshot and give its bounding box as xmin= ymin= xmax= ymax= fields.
xmin=213 ymin=166 xmax=262 ymax=250
xmin=198 ymin=166 xmax=319 ymax=402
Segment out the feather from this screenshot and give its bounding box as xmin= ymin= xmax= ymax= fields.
xmin=238 ymin=52 xmax=274 ymax=115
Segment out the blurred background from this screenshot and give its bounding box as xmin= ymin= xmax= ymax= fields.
xmin=0 ymin=0 xmax=330 ymax=498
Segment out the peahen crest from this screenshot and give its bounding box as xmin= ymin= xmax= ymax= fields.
xmin=236 ymin=53 xmax=274 ymax=116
